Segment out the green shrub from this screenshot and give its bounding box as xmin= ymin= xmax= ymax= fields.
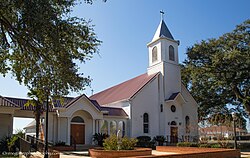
xmin=93 ymin=133 xmax=109 ymax=147
xmin=237 ymin=143 xmax=250 ymax=149
xmin=0 ymin=136 xmax=10 ymax=154
xmin=153 ymin=135 xmax=166 ymax=146
xmin=0 ymin=135 xmax=21 ymax=154
xmin=103 ymin=135 xmax=138 ymax=150
xmin=14 ymin=129 xmax=25 ymax=138
xmin=212 ymin=137 xmax=217 ymax=140
xmin=177 ymin=142 xmax=198 ymax=147
xmin=7 ymin=135 xmax=18 ymax=151
xmin=199 ymin=143 xmax=211 ymax=148
xmin=103 ymin=135 xmax=118 ymax=150
xmin=120 ymin=137 xmax=138 ymax=150
xmin=136 ymin=136 xmax=152 ymax=147
xmin=54 ymin=141 xmax=66 ymax=146
xmin=210 ymin=143 xmax=221 ymax=148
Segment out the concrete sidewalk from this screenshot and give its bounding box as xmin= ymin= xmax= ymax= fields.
xmin=30 ymin=150 xmax=250 ymax=158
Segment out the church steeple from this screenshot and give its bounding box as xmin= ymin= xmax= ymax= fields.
xmin=147 ymin=15 xmax=179 ymax=75
xmin=147 ymin=12 xmax=181 ymax=99
xmin=152 ymin=20 xmax=174 ymax=41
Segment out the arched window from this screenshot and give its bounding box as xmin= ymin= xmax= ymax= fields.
xmin=170 ymin=121 xmax=177 ymax=126
xmin=169 ymin=45 xmax=175 ymax=61
xmin=118 ymin=121 xmax=125 ymax=137
xmin=152 ymin=46 xmax=157 ymax=63
xmin=100 ymin=120 xmax=108 ymax=134
xmin=110 ymin=121 xmax=117 ymax=135
xmin=71 ymin=116 xmax=84 ymax=123
xmin=143 ymin=113 xmax=149 ymax=133
xmin=185 ymin=116 xmax=190 ymax=133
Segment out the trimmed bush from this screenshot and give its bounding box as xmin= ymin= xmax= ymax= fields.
xmin=103 ymin=135 xmax=138 ymax=150
xmin=199 ymin=143 xmax=211 ymax=148
xmin=238 ymin=143 xmax=250 ymax=149
xmin=177 ymin=142 xmax=199 ymax=147
xmin=103 ymin=135 xmax=118 ymax=150
xmin=153 ymin=135 xmax=166 ymax=146
xmin=120 ymin=137 xmax=138 ymax=150
xmin=136 ymin=136 xmax=154 ymax=148
xmin=210 ymin=143 xmax=221 ymax=148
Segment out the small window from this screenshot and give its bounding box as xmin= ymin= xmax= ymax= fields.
xmin=185 ymin=116 xmax=190 ymax=133
xmin=143 ymin=113 xmax=149 ymax=133
xmin=160 ymin=104 xmax=163 ymax=112
xmin=152 ymin=46 xmax=157 ymax=63
xmin=169 ymin=45 xmax=175 ymax=61
xmin=171 ymin=105 xmax=176 ymax=112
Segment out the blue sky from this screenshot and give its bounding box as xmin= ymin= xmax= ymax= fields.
xmin=1 ymin=0 xmax=249 ymax=131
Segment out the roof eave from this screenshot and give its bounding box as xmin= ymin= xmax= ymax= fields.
xmin=147 ymin=37 xmax=179 ymax=47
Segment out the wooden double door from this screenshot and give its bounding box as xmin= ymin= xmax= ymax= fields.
xmin=170 ymin=127 xmax=178 ymax=143
xmin=71 ymin=124 xmax=85 ymax=144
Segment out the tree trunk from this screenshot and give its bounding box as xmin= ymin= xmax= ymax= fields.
xmin=35 ymin=103 xmax=41 ymax=150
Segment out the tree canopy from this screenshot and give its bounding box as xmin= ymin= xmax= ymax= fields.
xmin=0 ymin=0 xmax=101 ymax=98
xmin=182 ymin=19 xmax=250 ymax=123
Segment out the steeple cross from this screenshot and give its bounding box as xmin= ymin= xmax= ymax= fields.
xmin=160 ymin=10 xmax=165 ymax=20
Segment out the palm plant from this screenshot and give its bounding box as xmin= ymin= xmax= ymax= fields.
xmin=25 ymin=89 xmax=44 ymax=149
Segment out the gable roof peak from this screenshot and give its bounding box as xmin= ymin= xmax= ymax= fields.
xmin=152 ymin=19 xmax=174 ymax=41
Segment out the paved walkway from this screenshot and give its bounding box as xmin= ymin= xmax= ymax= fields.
xmin=241 ymin=152 xmax=250 ymax=158
xmin=60 ymin=151 xmax=89 ymax=158
xmin=30 ymin=150 xmax=250 ymax=158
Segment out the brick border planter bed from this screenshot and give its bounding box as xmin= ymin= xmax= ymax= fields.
xmin=155 ymin=146 xmax=240 ymax=158
xmin=89 ymin=147 xmax=152 ymax=158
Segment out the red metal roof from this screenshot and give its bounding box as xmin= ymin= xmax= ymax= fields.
xmin=90 ymin=73 xmax=159 ymax=105
xmin=2 ymin=96 xmax=128 ymax=117
xmin=101 ymin=106 xmax=128 ymax=117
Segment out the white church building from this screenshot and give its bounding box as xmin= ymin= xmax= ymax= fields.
xmin=0 ymin=18 xmax=198 ymax=145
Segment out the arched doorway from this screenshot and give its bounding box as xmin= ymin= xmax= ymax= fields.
xmin=71 ymin=116 xmax=85 ymax=144
xmin=170 ymin=121 xmax=178 ymax=143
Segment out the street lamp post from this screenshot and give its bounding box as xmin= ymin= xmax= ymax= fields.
xmin=44 ymin=87 xmax=49 ymax=158
xmin=232 ymin=113 xmax=237 ymax=149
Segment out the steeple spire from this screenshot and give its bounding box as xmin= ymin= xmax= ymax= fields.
xmin=151 ymin=11 xmax=174 ymax=41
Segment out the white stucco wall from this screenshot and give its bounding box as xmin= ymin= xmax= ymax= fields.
xmin=164 ymin=63 xmax=181 ymax=99
xmin=130 ymin=76 xmax=160 ymax=138
xmin=0 ymin=113 xmax=13 ymax=138
xmin=181 ymin=84 xmax=199 ymax=139
xmin=57 ymin=117 xmax=68 ymax=143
